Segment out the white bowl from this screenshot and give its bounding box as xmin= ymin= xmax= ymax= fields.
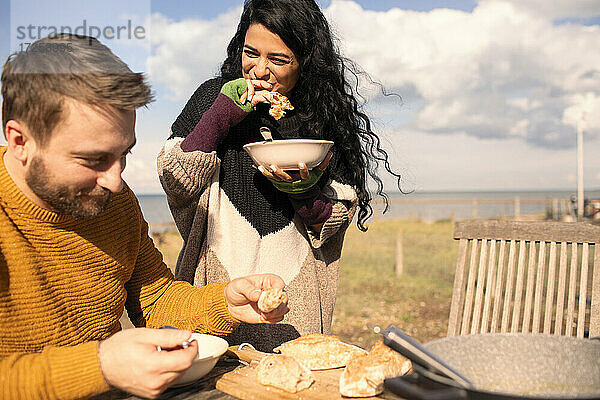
xmin=243 ymin=139 xmax=334 ymax=170
xmin=173 ymin=333 xmax=229 ymax=386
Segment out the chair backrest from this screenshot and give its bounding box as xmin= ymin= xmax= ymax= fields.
xmin=447 ymin=220 xmax=600 ymax=338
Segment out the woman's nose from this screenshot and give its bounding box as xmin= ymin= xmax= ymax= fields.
xmin=253 ymin=58 xmax=270 ymax=80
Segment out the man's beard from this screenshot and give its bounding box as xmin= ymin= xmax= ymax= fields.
xmin=25 ymin=156 xmax=111 ymax=219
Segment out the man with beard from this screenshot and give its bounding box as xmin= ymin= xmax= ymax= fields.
xmin=0 ymin=34 xmax=289 ymax=399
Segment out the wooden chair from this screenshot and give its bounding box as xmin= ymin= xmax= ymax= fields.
xmin=447 ymin=220 xmax=600 ymax=338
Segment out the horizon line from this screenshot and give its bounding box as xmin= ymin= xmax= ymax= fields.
xmin=135 ymin=187 xmax=600 ymax=196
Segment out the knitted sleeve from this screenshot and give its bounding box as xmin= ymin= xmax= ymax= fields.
xmin=181 ymin=78 xmax=252 ymax=153
xmin=157 ymin=137 xmax=219 ymax=246
xmin=158 ymin=137 xmax=220 ymax=207
xmin=171 ymin=77 xmax=225 ymax=139
xmin=157 ymin=77 xmax=246 ymax=216
xmin=124 ymin=200 xmax=239 ymax=335
xmin=306 ymin=180 xmax=359 ymax=248
xmin=0 ymin=341 xmax=109 ymax=400
xmin=288 ymin=183 xmax=333 ymax=226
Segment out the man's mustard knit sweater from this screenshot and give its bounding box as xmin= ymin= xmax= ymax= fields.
xmin=0 ymin=147 xmax=239 ymax=399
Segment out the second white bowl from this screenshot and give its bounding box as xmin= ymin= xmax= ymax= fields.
xmin=173 ymin=333 xmax=229 ymax=386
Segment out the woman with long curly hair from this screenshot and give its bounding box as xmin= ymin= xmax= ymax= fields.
xmin=158 ymin=0 xmax=401 ymax=351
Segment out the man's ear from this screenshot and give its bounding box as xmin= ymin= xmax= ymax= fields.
xmin=5 ymin=120 xmax=36 ymax=163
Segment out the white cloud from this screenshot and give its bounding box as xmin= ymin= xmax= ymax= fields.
xmin=147 ymin=1 xmax=599 ymax=148
xmin=322 ymin=0 xmax=600 ymax=149
xmin=381 ymin=127 xmax=600 ymax=192
xmin=139 ymin=0 xmax=600 ymax=192
xmin=562 ymin=92 xmax=600 ymax=131
xmin=147 ymin=8 xmax=242 ymax=101
xmin=122 ymin=140 xmax=164 ymax=193
xmin=485 ymin=0 xmax=600 ymax=20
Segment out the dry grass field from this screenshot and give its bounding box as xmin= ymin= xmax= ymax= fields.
xmin=331 ymin=220 xmax=457 ymax=349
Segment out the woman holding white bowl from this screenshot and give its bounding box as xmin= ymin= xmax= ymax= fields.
xmin=158 ymin=0 xmax=402 ymax=351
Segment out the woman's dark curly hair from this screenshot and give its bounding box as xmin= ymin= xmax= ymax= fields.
xmin=221 ymin=0 xmax=403 ymax=231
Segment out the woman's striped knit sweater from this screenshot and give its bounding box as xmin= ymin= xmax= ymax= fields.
xmin=158 ymin=78 xmax=358 ymax=352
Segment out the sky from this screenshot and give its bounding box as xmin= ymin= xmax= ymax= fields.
xmin=1 ymin=0 xmax=600 ymax=194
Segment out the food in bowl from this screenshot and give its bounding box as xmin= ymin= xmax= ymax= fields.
xmin=243 ymin=139 xmax=334 ymax=170
xmin=172 ymin=333 xmax=229 ymax=386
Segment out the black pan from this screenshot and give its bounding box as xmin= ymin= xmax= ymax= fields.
xmin=383 ymin=328 xmax=600 ymax=400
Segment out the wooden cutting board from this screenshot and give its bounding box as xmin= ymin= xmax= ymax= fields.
xmin=216 ymin=347 xmax=402 ymax=400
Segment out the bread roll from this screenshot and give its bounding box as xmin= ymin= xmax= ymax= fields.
xmin=257 ymin=287 xmax=285 ymax=313
xmin=274 ymin=334 xmax=367 ymax=370
xmin=339 ymin=339 xmax=412 ymax=397
xmin=255 ymin=354 xmax=314 ymax=393
xmin=267 ymin=92 xmax=294 ymax=120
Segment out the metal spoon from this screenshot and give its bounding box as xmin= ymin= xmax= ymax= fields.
xmin=259 ymin=127 xmax=273 ymax=142
xmin=157 ymin=325 xmax=194 ymax=352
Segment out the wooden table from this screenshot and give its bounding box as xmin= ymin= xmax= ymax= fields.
xmin=92 ymin=347 xmax=406 ymax=400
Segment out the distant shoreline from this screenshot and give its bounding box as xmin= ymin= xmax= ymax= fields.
xmin=138 ymin=189 xmax=600 ymax=227
xmin=137 ymin=188 xmax=600 ymax=196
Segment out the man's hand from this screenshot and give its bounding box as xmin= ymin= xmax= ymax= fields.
xmin=98 ymin=328 xmax=198 ymax=398
xmin=225 ymin=274 xmax=289 ymax=323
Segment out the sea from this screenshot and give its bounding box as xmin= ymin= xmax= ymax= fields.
xmin=137 ymin=189 xmax=600 ymax=228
